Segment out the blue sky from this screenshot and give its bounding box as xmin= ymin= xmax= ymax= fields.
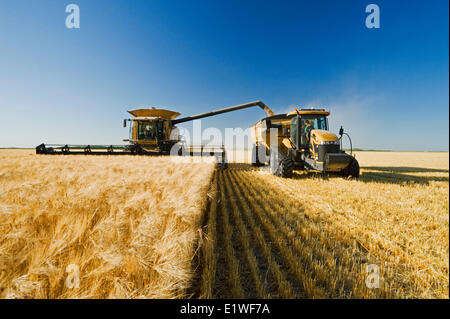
xmin=0 ymin=0 xmax=448 ymax=150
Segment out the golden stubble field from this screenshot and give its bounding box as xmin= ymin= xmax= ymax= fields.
xmin=0 ymin=149 xmax=448 ymax=299
xmin=0 ymin=150 xmax=214 ymax=298
xmin=199 ymin=151 xmax=449 ymax=299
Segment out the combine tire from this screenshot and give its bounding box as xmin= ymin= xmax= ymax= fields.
xmin=125 ymin=144 xmax=140 ymax=155
xmin=251 ymin=144 xmax=266 ymax=167
xmin=270 ymin=148 xmax=293 ymax=178
xmin=342 ymin=158 xmax=360 ymax=178
xmin=178 ymin=144 xmax=186 ymax=156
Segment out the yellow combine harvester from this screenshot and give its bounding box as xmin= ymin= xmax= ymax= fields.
xmin=121 ymin=107 xmax=183 ymax=154
xmin=121 ymin=102 xmax=273 ymax=155
xmin=250 ymin=107 xmax=359 ymax=178
xmin=36 ymin=101 xmax=273 ymax=158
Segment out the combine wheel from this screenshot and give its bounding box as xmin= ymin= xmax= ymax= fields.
xmin=178 ymin=145 xmax=185 ymax=156
xmin=135 ymin=145 xmax=145 ymax=155
xmin=126 ymin=144 xmax=143 ymax=155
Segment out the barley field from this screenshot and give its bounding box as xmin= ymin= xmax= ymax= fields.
xmin=0 ymin=149 xmax=448 ymax=299
xmin=198 ymin=151 xmax=449 ymax=299
xmin=0 ymin=150 xmax=215 ymax=298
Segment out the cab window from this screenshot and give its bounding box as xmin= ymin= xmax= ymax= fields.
xmin=138 ymin=121 xmax=156 ymax=140
xmin=300 ymin=116 xmax=328 ymax=145
xmin=290 ymin=117 xmax=298 ymax=146
xmin=315 ymin=117 xmax=327 ymax=130
xmin=156 ymin=121 xmax=164 ymax=140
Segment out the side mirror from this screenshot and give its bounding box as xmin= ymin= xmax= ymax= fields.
xmin=123 ymin=119 xmax=127 ymax=128
xmin=339 ymin=126 xmax=344 ymax=136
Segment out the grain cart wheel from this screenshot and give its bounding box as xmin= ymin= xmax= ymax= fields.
xmin=279 ymin=156 xmax=294 ymax=178
xmin=251 ymin=144 xmax=266 ymax=167
xmin=342 ymin=158 xmax=360 ymax=178
xmin=270 ymin=148 xmax=293 ymax=178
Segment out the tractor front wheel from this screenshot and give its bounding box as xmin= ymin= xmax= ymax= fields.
xmin=342 ymin=158 xmax=360 ymax=178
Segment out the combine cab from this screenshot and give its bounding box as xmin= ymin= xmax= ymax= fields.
xmin=122 ymin=107 xmax=182 ymax=155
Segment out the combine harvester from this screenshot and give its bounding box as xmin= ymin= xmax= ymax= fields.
xmin=36 ymin=101 xmax=274 ymax=167
xmin=36 ymin=100 xmax=358 ymax=178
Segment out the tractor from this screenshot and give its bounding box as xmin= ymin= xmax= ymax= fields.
xmin=250 ymin=108 xmax=359 ymax=178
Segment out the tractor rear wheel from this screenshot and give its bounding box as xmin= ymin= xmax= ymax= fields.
xmin=342 ymin=158 xmax=360 ymax=178
xmin=270 ymin=148 xmax=293 ymax=178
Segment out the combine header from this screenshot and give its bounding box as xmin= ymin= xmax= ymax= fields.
xmin=36 ymin=144 xmax=128 ymax=155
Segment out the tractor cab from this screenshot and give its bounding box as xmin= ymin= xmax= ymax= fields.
xmin=289 ymin=110 xmax=330 ymax=149
xmin=287 ymin=109 xmax=339 ymax=151
xmin=286 ymin=108 xmax=352 ymax=173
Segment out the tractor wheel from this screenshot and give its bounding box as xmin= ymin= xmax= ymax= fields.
xmin=270 ymin=148 xmax=293 ymax=178
xmin=251 ymin=144 xmax=266 ymax=166
xmin=342 ymin=158 xmax=360 ymax=178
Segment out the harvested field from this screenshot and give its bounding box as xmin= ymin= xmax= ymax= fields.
xmin=199 ymin=152 xmax=449 ymax=299
xmin=0 ymin=150 xmax=215 ymax=298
